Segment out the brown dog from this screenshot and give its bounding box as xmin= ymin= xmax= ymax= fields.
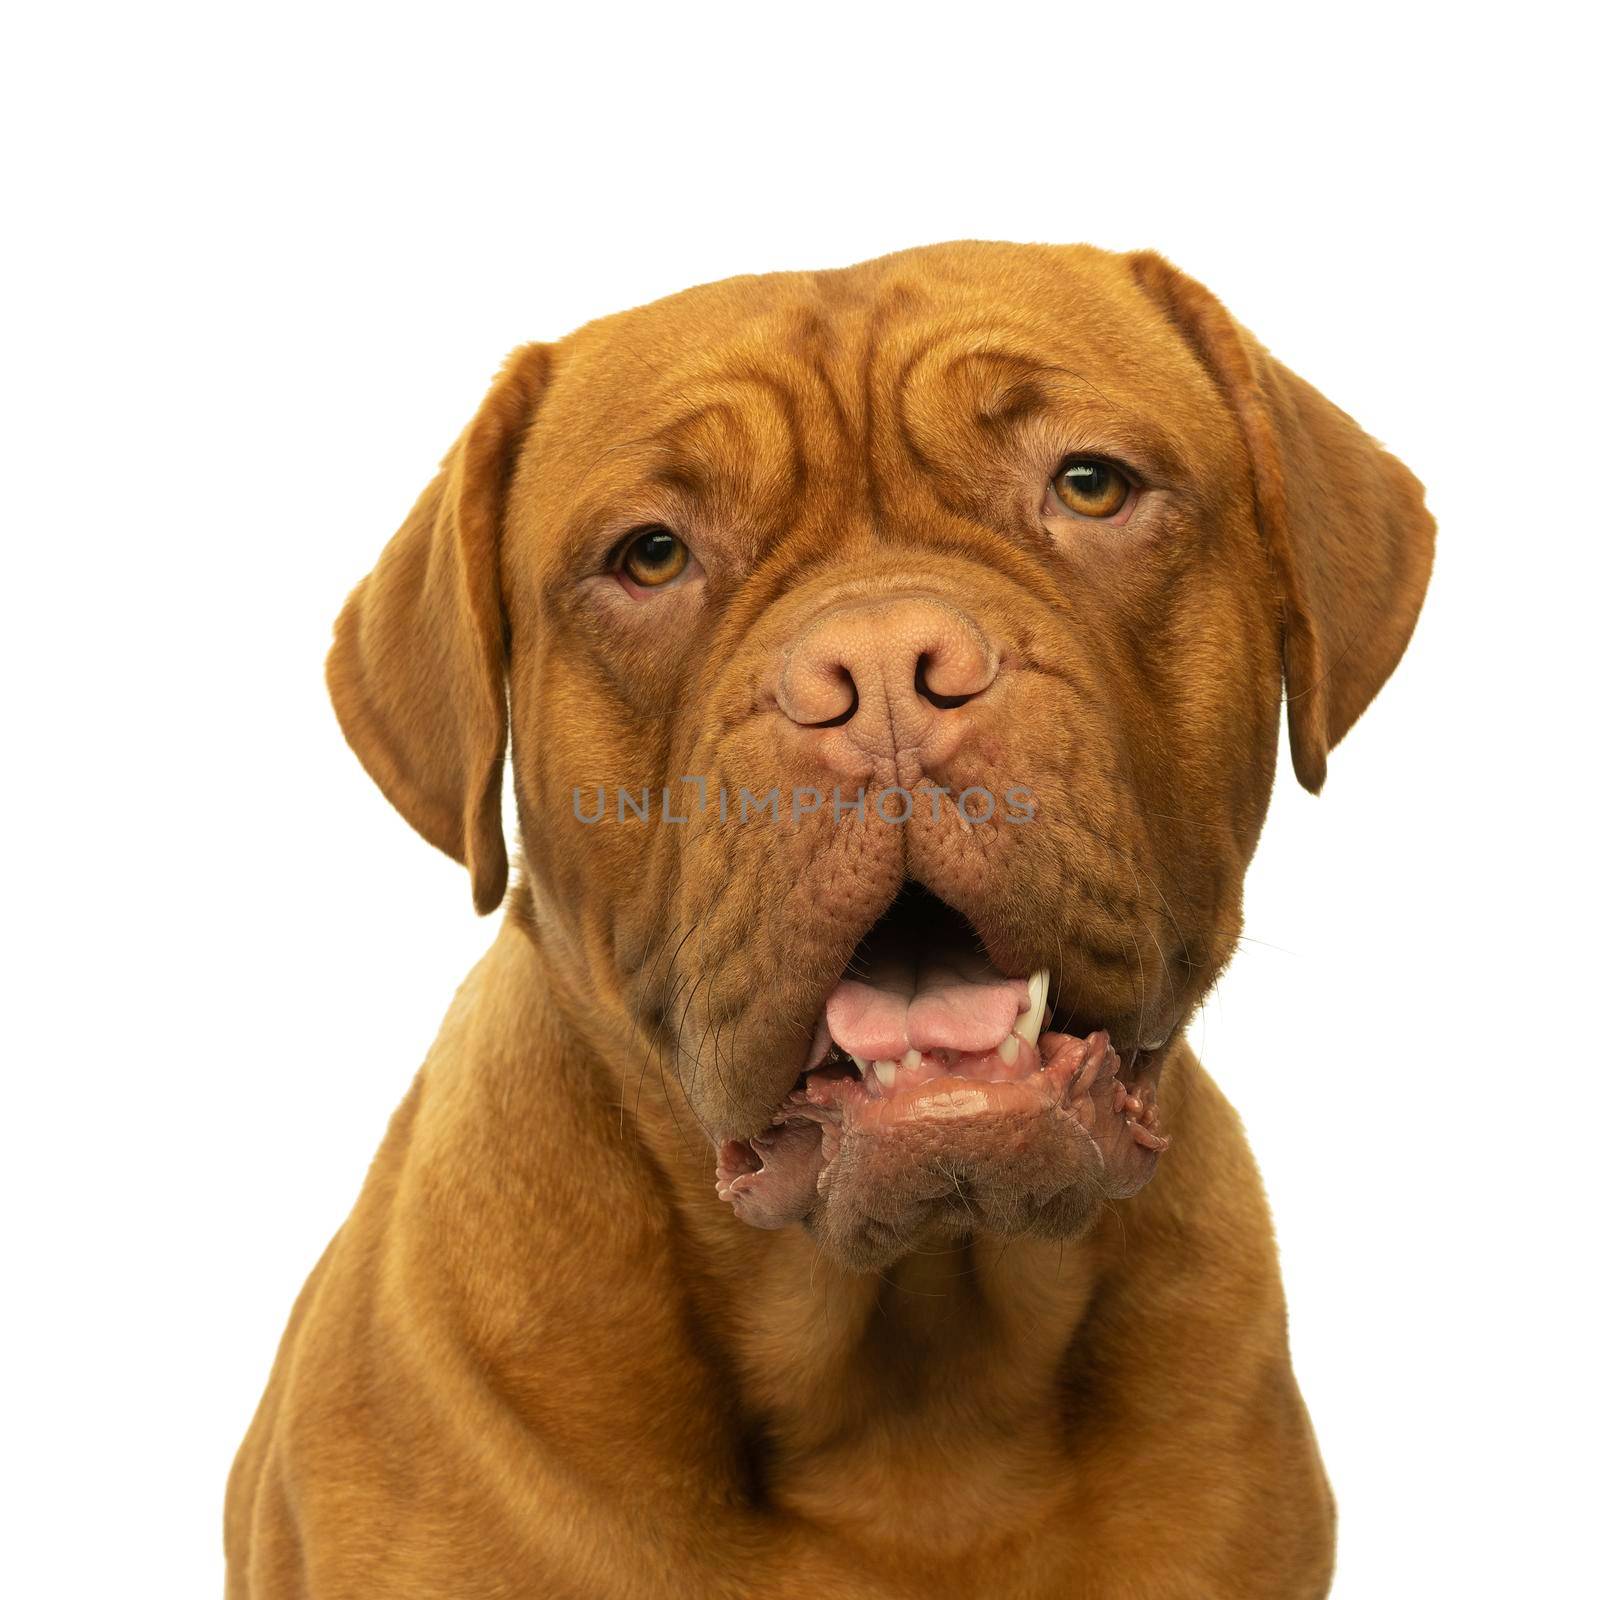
xmin=226 ymin=242 xmax=1432 ymax=1597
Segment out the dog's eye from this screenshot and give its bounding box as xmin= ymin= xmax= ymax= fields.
xmin=1049 ymin=458 xmax=1131 ymax=519
xmin=618 ymin=526 xmax=690 ymax=589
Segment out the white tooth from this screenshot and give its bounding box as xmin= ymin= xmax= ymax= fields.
xmin=1017 ymin=969 xmax=1049 ymax=1048
xmin=998 ymin=1034 xmax=1020 ymax=1066
xmin=849 ymin=1054 xmax=871 ymax=1077
xmin=873 ymin=1060 xmax=898 ymax=1088
xmin=901 ymin=1048 xmax=922 ymax=1070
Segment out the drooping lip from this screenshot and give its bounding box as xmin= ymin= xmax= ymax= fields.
xmin=714 ymin=992 xmax=1173 ymax=1229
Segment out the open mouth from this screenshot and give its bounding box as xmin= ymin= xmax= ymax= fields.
xmin=715 ymin=884 xmax=1169 ymax=1256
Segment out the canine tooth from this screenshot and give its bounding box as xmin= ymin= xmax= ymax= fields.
xmin=873 ymin=1060 xmax=898 ymax=1089
xmin=849 ymin=1054 xmax=870 ymax=1076
xmin=998 ymin=1034 xmax=1020 ymax=1066
xmin=1017 ymin=969 xmax=1048 ymax=1048
xmin=901 ymin=1048 xmax=922 ymax=1070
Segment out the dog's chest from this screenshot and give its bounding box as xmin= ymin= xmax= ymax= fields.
xmin=732 ymin=1264 xmax=1093 ymax=1559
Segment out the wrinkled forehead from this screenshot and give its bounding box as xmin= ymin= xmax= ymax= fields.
xmin=526 ymin=243 xmax=1232 ymax=513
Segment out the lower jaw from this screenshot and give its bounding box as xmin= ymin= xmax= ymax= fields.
xmin=715 ymin=1028 xmax=1171 ymax=1263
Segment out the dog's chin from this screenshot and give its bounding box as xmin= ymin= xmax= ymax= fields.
xmin=712 ymin=885 xmax=1172 ymax=1273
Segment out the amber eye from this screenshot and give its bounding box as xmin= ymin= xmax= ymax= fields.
xmin=618 ymin=526 xmax=690 ymax=588
xmin=1050 ymin=457 xmax=1131 ymax=519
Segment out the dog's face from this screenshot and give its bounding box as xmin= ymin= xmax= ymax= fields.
xmin=329 ymin=243 xmax=1432 ymax=1270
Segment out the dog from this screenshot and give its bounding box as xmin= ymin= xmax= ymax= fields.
xmin=226 ymin=241 xmax=1433 ymax=1597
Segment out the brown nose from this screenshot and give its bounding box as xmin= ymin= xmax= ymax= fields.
xmin=776 ymin=596 xmax=999 ymax=758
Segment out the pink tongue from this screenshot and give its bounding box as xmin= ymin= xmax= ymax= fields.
xmin=825 ymin=966 xmax=1028 ymax=1061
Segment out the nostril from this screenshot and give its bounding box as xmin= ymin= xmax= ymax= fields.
xmin=804 ymin=668 xmax=859 ymax=728
xmin=915 ymin=652 xmax=980 ymax=711
xmin=778 ymin=658 xmax=859 ymax=729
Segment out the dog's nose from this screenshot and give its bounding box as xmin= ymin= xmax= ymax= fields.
xmin=776 ymin=596 xmax=999 ymax=756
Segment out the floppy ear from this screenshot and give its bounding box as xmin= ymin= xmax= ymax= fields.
xmin=326 ymin=343 xmax=551 ymax=913
xmin=1127 ymin=252 xmax=1435 ymax=793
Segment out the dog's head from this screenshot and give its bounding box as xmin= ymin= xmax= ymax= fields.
xmin=328 ymin=243 xmax=1432 ymax=1270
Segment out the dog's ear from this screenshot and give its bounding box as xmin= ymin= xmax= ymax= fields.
xmin=1127 ymin=252 xmax=1435 ymax=793
xmin=326 ymin=343 xmax=551 ymax=913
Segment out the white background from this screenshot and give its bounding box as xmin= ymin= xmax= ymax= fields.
xmin=4 ymin=4 xmax=1594 ymax=1595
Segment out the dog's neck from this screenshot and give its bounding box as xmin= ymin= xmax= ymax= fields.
xmin=403 ymin=909 xmax=1187 ymax=1546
